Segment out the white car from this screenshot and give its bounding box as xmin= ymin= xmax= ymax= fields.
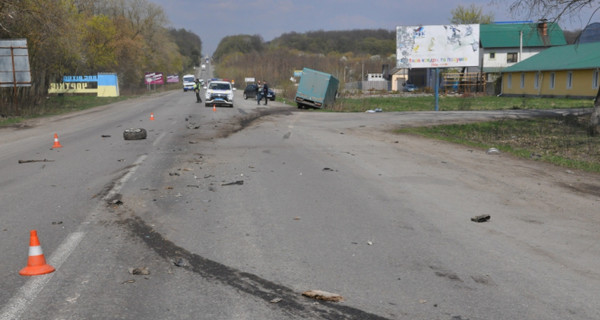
xmin=205 ymin=80 xmax=234 ymax=108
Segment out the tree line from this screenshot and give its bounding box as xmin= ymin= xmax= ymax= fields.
xmin=0 ymin=0 xmax=201 ymax=116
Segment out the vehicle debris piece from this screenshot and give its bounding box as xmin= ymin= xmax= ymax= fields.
xmin=121 ymin=279 xmax=135 ymax=284
xmin=221 ymin=180 xmax=244 ymax=186
xmin=471 ymin=214 xmax=491 ymax=223
xmin=51 ymin=221 xmax=63 ymax=225
xmin=18 ymin=159 xmax=54 ymax=164
xmin=270 ymin=298 xmax=282 ymax=303
xmin=101 ymin=135 xmax=111 ymax=138
xmin=486 ymin=147 xmax=500 ymax=155
xmin=123 ymin=128 xmax=147 ymax=140
xmin=173 ymin=257 xmax=189 ymax=267
xmin=169 ymin=172 xmax=180 ymax=176
xmin=302 ymin=290 xmax=344 ymax=302
xmin=129 ymin=267 xmax=150 ymax=275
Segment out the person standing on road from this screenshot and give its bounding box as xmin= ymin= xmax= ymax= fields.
xmin=261 ymin=81 xmax=269 ymax=105
xmin=256 ymin=80 xmax=262 ymax=105
xmin=194 ymin=79 xmax=202 ymax=103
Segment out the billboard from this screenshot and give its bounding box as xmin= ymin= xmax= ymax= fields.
xmin=0 ymin=39 xmax=31 ymax=87
xmin=145 ymin=72 xmax=164 ymax=85
xmin=396 ymin=24 xmax=479 ymax=68
xmin=167 ymin=74 xmax=179 ymax=83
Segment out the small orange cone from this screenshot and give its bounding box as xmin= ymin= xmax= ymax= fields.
xmin=213 ymin=105 xmax=216 ymax=112
xmin=19 ymin=230 xmax=55 ymax=276
xmin=52 ymin=133 xmax=63 ymax=148
xmin=150 ymin=112 xmax=155 ymax=120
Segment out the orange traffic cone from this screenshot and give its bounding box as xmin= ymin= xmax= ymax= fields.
xmin=213 ymin=105 xmax=216 ymax=112
xmin=19 ymin=230 xmax=55 ymax=276
xmin=150 ymin=112 xmax=155 ymax=120
xmin=52 ymin=133 xmax=63 ymax=148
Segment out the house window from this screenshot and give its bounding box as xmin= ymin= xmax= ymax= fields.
xmin=507 ymin=74 xmax=512 ymax=89
xmin=549 ymin=73 xmax=555 ymax=89
xmin=489 ymin=52 xmax=496 ymax=59
xmin=593 ymin=70 xmax=599 ymax=89
xmin=534 ymin=72 xmax=540 ymax=89
xmin=507 ymin=52 xmax=518 ymax=63
xmin=566 ymin=72 xmax=573 ymax=89
xmin=520 ymin=73 xmax=525 ymax=88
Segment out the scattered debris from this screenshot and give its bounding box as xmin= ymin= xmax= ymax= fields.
xmin=367 ymin=241 xmax=373 ymax=246
xmin=101 ymin=135 xmax=111 ymax=138
xmin=419 ymin=299 xmax=427 ymax=304
xmin=187 ymin=185 xmax=200 ymax=188
xmin=471 ymin=214 xmax=491 ymax=223
xmin=221 ymin=180 xmax=244 ymax=186
xmin=486 ymin=147 xmax=500 ymax=155
xmin=173 ymin=257 xmax=189 ymax=267
xmin=51 ymin=221 xmax=63 ymax=225
xmin=18 ymin=159 xmax=54 ymax=164
xmin=302 ymin=290 xmax=344 ymax=302
xmin=365 ymin=108 xmax=383 ymax=113
xmin=128 ymin=267 xmax=150 ymax=275
xmin=322 ymin=167 xmax=336 ymax=172
xmin=121 ymin=279 xmax=135 ymax=284
xmin=123 ymin=128 xmax=147 ymax=140
xmin=293 ymin=217 xmax=301 ymax=220
xmin=169 ymin=172 xmax=180 ymax=176
xmin=270 ymin=298 xmax=283 ymax=303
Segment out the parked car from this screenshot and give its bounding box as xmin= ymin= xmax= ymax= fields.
xmin=205 ymin=80 xmax=234 ymax=107
xmin=403 ymin=83 xmax=417 ymax=92
xmin=243 ymin=84 xmax=275 ymax=101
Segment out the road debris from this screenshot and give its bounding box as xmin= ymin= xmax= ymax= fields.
xmin=270 ymin=298 xmax=283 ymax=303
xmin=18 ymin=159 xmax=54 ymax=164
xmin=221 ymin=180 xmax=244 ymax=186
xmin=471 ymin=214 xmax=491 ymax=223
xmin=486 ymin=147 xmax=500 ymax=155
xmin=51 ymin=221 xmax=63 ymax=225
xmin=121 ymin=279 xmax=135 ymax=284
xmin=123 ymin=128 xmax=147 ymax=140
xmin=129 ymin=267 xmax=150 ymax=275
xmin=302 ymin=290 xmax=344 ymax=302
xmin=173 ymin=257 xmax=189 ymax=267
xmin=101 ymin=135 xmax=111 ymax=138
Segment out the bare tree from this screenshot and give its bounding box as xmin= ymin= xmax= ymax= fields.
xmin=509 ymin=0 xmax=600 ymax=134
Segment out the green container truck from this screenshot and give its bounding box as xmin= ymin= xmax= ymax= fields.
xmin=295 ymin=68 xmax=339 ymax=109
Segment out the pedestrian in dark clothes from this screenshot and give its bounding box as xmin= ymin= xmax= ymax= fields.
xmin=262 ymin=81 xmax=269 ymax=105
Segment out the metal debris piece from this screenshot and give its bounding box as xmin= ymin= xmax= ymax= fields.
xmin=173 ymin=257 xmax=189 ymax=267
xmin=18 ymin=159 xmax=54 ymax=164
xmin=302 ymin=290 xmax=344 ymax=302
xmin=221 ymin=180 xmax=244 ymax=186
xmin=471 ymin=214 xmax=491 ymax=223
xmin=486 ymin=148 xmax=500 ymax=155
xmin=129 ymin=267 xmax=150 ymax=275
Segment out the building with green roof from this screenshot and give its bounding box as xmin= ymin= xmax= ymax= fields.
xmin=480 ymin=22 xmax=566 ymax=82
xmin=501 ymin=42 xmax=600 ymax=98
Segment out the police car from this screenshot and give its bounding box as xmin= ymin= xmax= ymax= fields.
xmin=204 ymin=80 xmax=234 ymax=108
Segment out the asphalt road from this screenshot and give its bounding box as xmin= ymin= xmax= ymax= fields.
xmin=0 ymin=89 xmax=598 ymax=320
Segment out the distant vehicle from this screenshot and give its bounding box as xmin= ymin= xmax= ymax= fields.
xmin=243 ymin=84 xmax=275 ymax=101
xmin=403 ymin=83 xmax=416 ymax=92
xmin=182 ymin=74 xmax=195 ymax=92
xmin=295 ymin=68 xmax=339 ymax=109
xmin=205 ymin=80 xmax=234 ymax=107
xmin=201 ymin=64 xmax=206 ymax=70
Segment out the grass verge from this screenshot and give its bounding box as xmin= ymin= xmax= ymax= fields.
xmin=396 ymin=114 xmax=600 ymax=173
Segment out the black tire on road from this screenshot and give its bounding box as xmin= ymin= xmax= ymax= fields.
xmin=243 ymin=93 xmax=248 ymax=100
xmin=123 ymin=128 xmax=147 ymax=140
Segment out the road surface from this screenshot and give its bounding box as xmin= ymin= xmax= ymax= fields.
xmin=0 ymin=90 xmax=598 ymax=320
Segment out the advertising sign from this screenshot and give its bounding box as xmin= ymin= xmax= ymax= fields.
xmin=0 ymin=39 xmax=31 ymax=87
xmin=167 ymin=74 xmax=179 ymax=83
xmin=145 ymin=72 xmax=164 ymax=85
xmin=396 ymin=24 xmax=480 ymax=68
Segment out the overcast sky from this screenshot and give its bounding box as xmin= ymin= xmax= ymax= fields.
xmin=147 ymin=0 xmax=590 ymax=56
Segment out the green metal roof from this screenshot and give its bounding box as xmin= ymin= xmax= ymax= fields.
xmin=480 ymin=23 xmax=566 ymax=48
xmin=502 ymin=42 xmax=600 ymax=72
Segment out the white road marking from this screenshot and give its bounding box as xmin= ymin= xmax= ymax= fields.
xmin=1 ymin=154 xmax=148 ymax=320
